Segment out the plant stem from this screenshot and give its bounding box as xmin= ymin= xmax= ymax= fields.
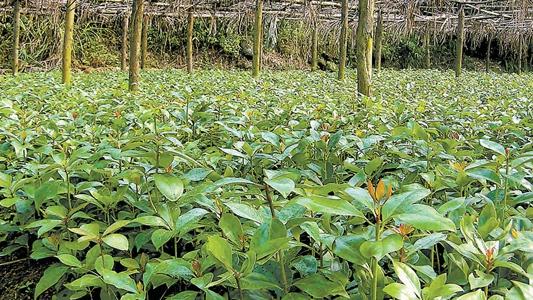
xmin=279 ymin=251 xmax=289 ymax=294
xmin=264 ymin=182 xmax=276 ymax=218
xmin=503 ymin=152 xmax=510 ymax=218
xmin=235 ymin=275 xmax=244 ymax=300
xmin=371 ymin=222 xmax=382 ymax=300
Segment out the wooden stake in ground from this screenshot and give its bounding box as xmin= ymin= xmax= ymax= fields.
xmin=141 ymin=14 xmax=149 ymax=69
xmin=129 ymin=0 xmax=144 ymax=91
xmin=518 ymin=35 xmax=523 ymax=75
xmin=424 ymin=27 xmax=431 ymax=68
xmin=486 ymin=35 xmax=492 ymax=72
xmin=374 ymin=10 xmax=383 ymax=72
xmin=338 ymin=0 xmax=348 ymax=80
xmin=187 ymin=11 xmax=195 ymax=73
xmin=356 ymin=0 xmax=373 ymax=96
xmin=252 ymin=0 xmax=263 ymax=78
xmin=62 ymin=0 xmax=76 ymax=84
xmin=11 ymin=0 xmax=21 ymax=75
xmin=310 ymin=7 xmax=318 ymax=72
xmin=455 ymin=6 xmax=464 ymax=78
xmin=121 ymin=12 xmax=129 ymax=72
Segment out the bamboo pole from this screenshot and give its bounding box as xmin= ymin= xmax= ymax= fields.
xmin=121 ymin=13 xmax=129 ymax=72
xmin=337 ymin=0 xmax=348 ymax=80
xmin=375 ymin=10 xmax=383 ymax=72
xmin=11 ymin=0 xmax=21 ymax=75
xmin=187 ymin=11 xmax=194 ymax=73
xmin=129 ymin=0 xmax=143 ymax=91
xmin=141 ymin=14 xmax=149 ymax=69
xmin=485 ymin=35 xmax=491 ymax=72
xmin=366 ymin=0 xmax=375 ymax=80
xmin=424 ymin=27 xmax=431 ymax=68
xmin=252 ymin=0 xmax=263 ymax=78
xmin=455 ymin=6 xmax=464 ymax=78
xmin=356 ymin=0 xmax=372 ymax=96
xmin=310 ymin=9 xmax=318 ymax=71
xmin=62 ymin=0 xmax=76 ymax=84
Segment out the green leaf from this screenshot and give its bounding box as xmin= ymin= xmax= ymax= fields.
xmin=154 ymin=174 xmax=184 ymax=201
xmin=365 ymin=157 xmax=383 ymax=175
xmin=102 ymin=233 xmax=129 ymax=251
xmin=101 ymin=269 xmax=138 ymax=293
xmin=457 ymin=289 xmax=486 ymax=300
xmin=469 ymin=270 xmax=494 ymax=289
xmin=360 ymin=234 xmax=403 ymax=261
xmin=56 ymin=254 xmax=82 ymax=268
xmin=506 ymin=281 xmax=533 ymax=300
xmin=34 ymin=264 xmax=69 ymax=300
xmin=395 ymin=204 xmax=456 ymax=232
xmin=167 ymin=291 xmax=199 ymax=300
xmin=466 ymin=169 xmax=501 ymax=185
xmin=382 ymin=188 xmax=431 ymax=221
xmin=265 ymin=177 xmax=295 ymax=198
xmin=151 ymin=228 xmax=175 ymax=250
xmin=383 ymin=283 xmax=418 ymax=300
xmin=103 ymin=220 xmax=131 ymax=236
xmin=206 ymin=235 xmax=233 ymax=271
xmin=291 ymin=195 xmax=365 ymax=220
xmin=480 ymin=139 xmax=506 ymax=156
xmin=392 ymin=261 xmax=421 ymax=297
xmin=294 ymin=274 xmax=348 ymax=298
xmin=219 ymin=213 xmax=243 ymax=246
xmin=334 ymin=234 xmax=366 ymax=265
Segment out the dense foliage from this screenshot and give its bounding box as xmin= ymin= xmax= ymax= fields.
xmin=0 ymin=69 xmax=532 ymax=300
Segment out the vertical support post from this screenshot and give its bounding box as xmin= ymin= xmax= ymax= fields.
xmin=62 ymin=0 xmax=76 ymax=84
xmin=338 ymin=0 xmax=348 ymax=80
xmin=366 ymin=0 xmax=375 ymax=80
xmin=424 ymin=27 xmax=431 ymax=68
xmin=375 ymin=10 xmax=383 ymax=73
xmin=356 ymin=0 xmax=372 ymax=96
xmin=485 ymin=35 xmax=491 ymax=72
xmin=129 ymin=0 xmax=144 ymax=91
xmin=252 ymin=0 xmax=263 ymax=78
xmin=11 ymin=0 xmax=21 ymax=75
xmin=141 ymin=14 xmax=149 ymax=69
xmin=517 ymin=35 xmax=523 ymax=75
xmin=310 ymin=7 xmax=318 ymax=71
xmin=187 ymin=11 xmax=194 ymax=73
xmin=121 ymin=13 xmax=129 ymax=72
xmin=455 ymin=6 xmax=464 ymax=78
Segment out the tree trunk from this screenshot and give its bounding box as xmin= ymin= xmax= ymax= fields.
xmin=455 ymin=6 xmax=464 ymax=78
xmin=311 ymin=10 xmax=318 ymax=71
xmin=141 ymin=14 xmax=149 ymax=69
xmin=252 ymin=0 xmax=263 ymax=78
xmin=485 ymin=35 xmax=491 ymax=72
xmin=356 ymin=0 xmax=372 ymax=96
xmin=366 ymin=0 xmax=375 ymax=80
xmin=11 ymin=0 xmax=21 ymax=75
xmin=62 ymin=0 xmax=76 ymax=84
xmin=374 ymin=10 xmax=383 ymax=72
xmin=187 ymin=11 xmax=194 ymax=73
xmin=337 ymin=0 xmax=348 ymax=80
xmin=121 ymin=13 xmax=129 ymax=72
xmin=129 ymin=0 xmax=143 ymax=91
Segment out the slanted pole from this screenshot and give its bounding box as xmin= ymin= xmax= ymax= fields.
xmin=129 ymin=0 xmax=144 ymax=91
xmin=11 ymin=0 xmax=21 ymax=75
xmin=337 ymin=0 xmax=348 ymax=80
xmin=121 ymin=13 xmax=129 ymax=72
xmin=62 ymin=0 xmax=76 ymax=84
xmin=187 ymin=11 xmax=194 ymax=73
xmin=375 ymin=10 xmax=383 ymax=72
xmin=455 ymin=6 xmax=464 ymax=78
xmin=252 ymin=0 xmax=263 ymax=78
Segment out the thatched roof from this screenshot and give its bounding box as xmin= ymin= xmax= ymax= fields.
xmin=1 ymin=0 xmax=532 ymax=49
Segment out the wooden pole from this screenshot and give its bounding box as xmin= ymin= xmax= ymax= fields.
xmin=366 ymin=0 xmax=375 ymax=80
xmin=375 ymin=10 xmax=383 ymax=72
xmin=356 ymin=0 xmax=372 ymax=96
xmin=62 ymin=0 xmax=76 ymax=84
xmin=11 ymin=0 xmax=21 ymax=75
xmin=252 ymin=0 xmax=263 ymax=78
xmin=455 ymin=6 xmax=464 ymax=78
xmin=140 ymin=14 xmax=149 ymax=69
xmin=121 ymin=13 xmax=129 ymax=72
xmin=310 ymin=9 xmax=318 ymax=71
xmin=129 ymin=0 xmax=143 ymax=91
xmin=518 ymin=35 xmax=523 ymax=75
xmin=424 ymin=27 xmax=431 ymax=68
xmin=187 ymin=11 xmax=194 ymax=73
xmin=337 ymin=0 xmax=348 ymax=80
xmin=485 ymin=35 xmax=491 ymax=72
